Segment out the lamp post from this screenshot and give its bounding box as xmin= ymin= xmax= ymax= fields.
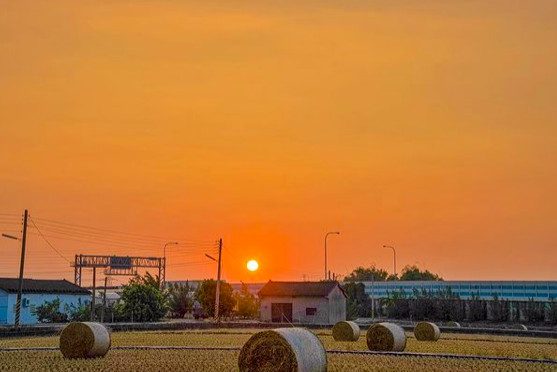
xmin=162 ymin=242 xmax=178 ymax=287
xmin=163 ymin=241 xmax=179 ymax=263
xmin=324 ymin=231 xmax=340 ymax=280
xmin=383 ymin=245 xmax=397 ymax=280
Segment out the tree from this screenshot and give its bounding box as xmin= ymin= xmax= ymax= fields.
xmin=385 ymin=290 xmax=410 ymax=319
xmin=168 ymin=282 xmax=193 ymax=318
xmin=399 ymin=265 xmax=442 ymax=281
xmin=131 ymin=272 xmax=162 ymax=290
xmin=234 ymin=283 xmax=259 ymax=319
xmin=490 ymin=294 xmax=509 ymax=322
xmin=66 ymin=299 xmax=91 ymax=322
xmin=409 ymin=289 xmax=436 ymax=320
xmin=343 ymin=282 xmax=372 ymax=320
xmin=524 ymin=298 xmax=545 ymax=323
xmin=32 ymin=298 xmax=68 ymax=323
xmin=344 ymin=265 xmax=391 ymax=282
xmin=114 ymin=273 xmax=168 ymax=322
xmin=435 ymin=288 xmax=464 ymax=321
xmin=468 ymin=294 xmax=487 ymax=321
xmin=196 ymin=279 xmax=235 ymax=318
xmin=548 ymin=300 xmax=557 ymax=324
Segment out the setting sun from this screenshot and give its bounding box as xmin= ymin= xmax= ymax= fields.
xmin=247 ymin=260 xmax=259 ymax=272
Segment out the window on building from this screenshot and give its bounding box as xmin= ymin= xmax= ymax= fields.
xmin=306 ymin=307 xmax=317 ymax=316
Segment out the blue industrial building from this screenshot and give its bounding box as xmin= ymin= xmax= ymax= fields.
xmin=0 ymin=278 xmax=90 ymax=325
xmin=359 ymin=281 xmax=557 ymax=302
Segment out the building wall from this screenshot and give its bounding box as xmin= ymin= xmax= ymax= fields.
xmin=260 ymin=292 xmax=346 ymax=325
xmin=260 ymin=296 xmax=329 ymax=324
xmin=0 ymin=290 xmax=90 ymax=325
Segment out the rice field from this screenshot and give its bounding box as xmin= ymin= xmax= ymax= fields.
xmin=0 ymin=328 xmax=555 ymax=371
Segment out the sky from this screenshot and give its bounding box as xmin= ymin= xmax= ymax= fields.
xmin=0 ymin=1 xmax=556 ymax=285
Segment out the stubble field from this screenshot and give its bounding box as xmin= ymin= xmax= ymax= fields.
xmin=0 ymin=328 xmax=555 ymax=371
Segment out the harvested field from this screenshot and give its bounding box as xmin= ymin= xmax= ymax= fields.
xmin=0 ymin=329 xmax=555 ymax=371
xmin=0 ymin=349 xmax=555 ymax=372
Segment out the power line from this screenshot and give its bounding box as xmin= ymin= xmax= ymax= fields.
xmin=167 ymin=261 xmax=213 ymax=267
xmin=28 ymin=217 xmax=71 ymax=263
xmin=25 ymin=231 xmax=216 ymax=253
xmin=30 ymin=222 xmax=218 ymax=248
xmin=32 ymin=216 xmax=214 ymax=244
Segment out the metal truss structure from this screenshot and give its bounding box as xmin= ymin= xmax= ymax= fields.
xmin=72 ymin=254 xmax=165 ymax=286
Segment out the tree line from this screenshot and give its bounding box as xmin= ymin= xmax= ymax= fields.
xmin=344 ymin=264 xmax=442 ymax=282
xmin=34 ymin=273 xmax=259 ymax=323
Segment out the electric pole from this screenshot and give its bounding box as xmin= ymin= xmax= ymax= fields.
xmin=101 ymin=276 xmax=108 ymax=323
xmin=15 ymin=209 xmax=28 ymax=327
xmin=91 ymin=267 xmax=96 ymax=321
xmin=371 ymin=273 xmax=375 ymax=320
xmin=214 ymin=238 xmax=223 ymax=322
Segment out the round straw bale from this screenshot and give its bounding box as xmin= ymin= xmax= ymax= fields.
xmin=238 ymin=328 xmax=327 ymax=372
xmin=332 ymin=321 xmax=360 ymax=341
xmin=366 ymin=322 xmax=406 ymax=352
xmin=446 ymin=321 xmax=461 ymax=328
xmin=59 ymin=322 xmax=111 ymax=359
xmin=414 ymin=322 xmax=440 ymax=341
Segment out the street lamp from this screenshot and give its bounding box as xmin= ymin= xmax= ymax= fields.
xmin=324 ymin=231 xmax=340 ymax=280
xmin=383 ymin=245 xmax=397 ymax=280
xmin=163 ymin=241 xmax=179 ymax=263
xmin=162 ymin=242 xmax=178 ymax=288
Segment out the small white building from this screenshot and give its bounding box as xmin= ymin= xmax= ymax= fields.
xmin=258 ymin=281 xmax=346 ymax=325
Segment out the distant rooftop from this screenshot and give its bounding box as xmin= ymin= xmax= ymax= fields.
xmin=0 ymin=278 xmax=90 ymax=295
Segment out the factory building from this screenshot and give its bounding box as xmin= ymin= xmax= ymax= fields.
xmin=360 ymin=281 xmax=557 ymax=301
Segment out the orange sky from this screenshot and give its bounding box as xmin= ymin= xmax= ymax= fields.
xmin=0 ymin=1 xmax=556 ymax=285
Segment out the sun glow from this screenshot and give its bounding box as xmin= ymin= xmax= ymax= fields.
xmin=247 ymin=260 xmax=259 ymax=272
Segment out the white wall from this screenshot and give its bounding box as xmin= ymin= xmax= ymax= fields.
xmin=260 ymin=296 xmax=331 ymax=324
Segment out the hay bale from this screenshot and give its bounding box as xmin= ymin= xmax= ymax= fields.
xmin=238 ymin=328 xmax=327 ymax=372
xmin=414 ymin=322 xmax=440 ymax=341
xmin=366 ymin=322 xmax=406 ymax=352
xmin=446 ymin=321 xmax=461 ymax=328
xmin=332 ymin=321 xmax=360 ymax=341
xmin=59 ymin=322 xmax=111 ymax=359
xmin=510 ymin=324 xmax=528 ymax=331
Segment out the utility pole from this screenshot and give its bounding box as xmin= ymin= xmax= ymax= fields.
xmin=91 ymin=267 xmax=96 ymax=321
xmin=214 ymin=238 xmax=223 ymax=322
xmin=371 ymin=274 xmax=375 ymax=320
xmin=15 ymin=209 xmax=28 ymax=327
xmin=101 ymin=276 xmax=108 ymax=323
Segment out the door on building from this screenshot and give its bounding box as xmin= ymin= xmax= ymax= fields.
xmin=271 ymin=303 xmax=293 ymax=323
